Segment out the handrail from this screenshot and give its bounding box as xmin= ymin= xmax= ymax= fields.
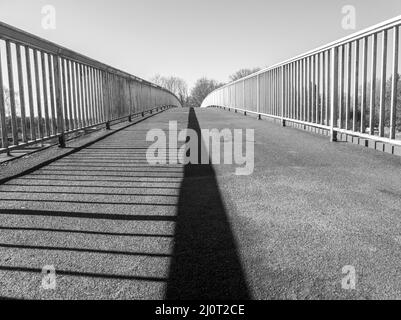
xmin=0 ymin=21 xmax=181 ymax=154
xmin=202 ymin=15 xmax=401 ymax=146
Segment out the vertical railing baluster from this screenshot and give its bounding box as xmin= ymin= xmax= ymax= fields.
xmin=74 ymin=62 xmax=82 ymax=129
xmin=40 ymin=52 xmax=50 ymax=137
xmin=97 ymin=70 xmax=104 ymax=122
xmin=25 ymin=46 xmax=36 ymax=141
xmin=257 ymin=73 xmax=260 ymax=114
xmin=48 ymin=54 xmax=57 ymax=135
xmin=79 ymin=64 xmax=86 ymax=128
xmin=369 ymin=34 xmax=378 ymax=135
xmin=339 ymin=46 xmax=345 ymax=129
xmin=86 ymin=66 xmax=93 ymax=125
xmin=306 ymin=58 xmax=310 ymax=122
xmin=311 ymin=55 xmax=316 ymax=123
xmin=71 ymin=61 xmax=78 ymax=129
xmin=281 ymin=66 xmax=285 ymax=125
xmin=91 ymin=68 xmax=99 ymax=123
xmin=6 ymin=40 xmax=19 ymax=146
xmin=303 ymin=59 xmax=307 ymax=121
xmin=0 ymin=49 xmax=8 ymax=150
xmin=61 ymin=58 xmax=69 ymax=131
xmin=297 ymin=60 xmax=301 ymax=120
xmin=322 ymin=52 xmax=326 ymax=125
xmin=290 ymin=63 xmax=293 ymax=119
xmin=331 ymin=46 xmax=339 ymax=142
xmin=269 ymin=71 xmax=272 ymax=114
xmin=353 ymin=41 xmax=360 ymax=132
xmin=287 ymin=65 xmax=290 ymax=119
xmin=346 ymin=43 xmax=352 ymax=130
xmin=379 ymin=30 xmax=388 ymax=137
xmin=273 ymin=70 xmax=276 ymax=115
xmin=299 ymin=61 xmax=303 ymax=120
xmin=326 ymin=50 xmax=331 ymax=126
xmin=33 ymin=49 xmax=44 ymax=140
xmin=16 ymin=44 xmax=27 ymax=143
xmin=360 ymin=37 xmax=368 ymax=133
xmin=390 ymin=26 xmax=399 ymax=140
xmin=316 ymin=54 xmax=320 ymax=124
xmin=243 ymin=79 xmax=245 ymax=109
xmin=102 ymin=71 xmax=109 ymax=123
xmin=54 ymin=54 xmax=65 ymax=147
xmin=66 ymin=60 xmax=74 ymax=130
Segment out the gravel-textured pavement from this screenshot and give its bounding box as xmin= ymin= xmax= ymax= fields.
xmin=0 ymin=107 xmax=401 ymax=300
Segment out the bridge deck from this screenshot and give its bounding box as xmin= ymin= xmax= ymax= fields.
xmin=0 ymin=107 xmax=400 ymax=299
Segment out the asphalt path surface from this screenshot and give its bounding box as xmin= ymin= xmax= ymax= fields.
xmin=0 ymin=107 xmax=401 ymax=299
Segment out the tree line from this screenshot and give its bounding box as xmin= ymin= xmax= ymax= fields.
xmin=151 ymin=68 xmax=261 ymax=108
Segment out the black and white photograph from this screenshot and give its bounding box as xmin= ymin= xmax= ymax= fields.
xmin=0 ymin=0 xmax=400 ymax=308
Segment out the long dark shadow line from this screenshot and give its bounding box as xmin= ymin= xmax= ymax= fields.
xmin=166 ymin=108 xmax=250 ymax=300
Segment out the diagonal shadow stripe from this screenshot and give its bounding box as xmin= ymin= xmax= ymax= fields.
xmin=0 ymin=208 xmax=177 ymax=221
xmin=0 ymin=266 xmax=166 ymax=282
xmin=0 ymin=226 xmax=174 ymax=238
xmin=0 ymin=243 xmax=171 ymax=258
xmin=0 ymin=199 xmax=177 ymax=207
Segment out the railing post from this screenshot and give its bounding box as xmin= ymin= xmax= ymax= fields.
xmin=243 ymin=79 xmax=246 ymax=109
xmin=330 ymin=46 xmax=339 ymax=142
xmin=0 ymin=48 xmax=9 ymax=153
xmin=54 ymin=53 xmax=66 ymax=148
xmin=390 ymin=26 xmax=399 ymax=140
xmin=257 ymin=73 xmax=260 ymax=118
xmin=281 ymin=66 xmax=286 ymax=127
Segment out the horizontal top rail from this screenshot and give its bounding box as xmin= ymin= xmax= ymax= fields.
xmin=0 ymin=21 xmax=171 ymax=93
xmin=213 ymin=14 xmax=401 ymax=91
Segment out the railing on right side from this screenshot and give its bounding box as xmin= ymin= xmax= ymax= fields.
xmin=201 ymin=15 xmax=401 ymax=147
xmin=0 ymin=21 xmax=181 ymax=155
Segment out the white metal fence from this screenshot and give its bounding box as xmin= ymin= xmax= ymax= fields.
xmin=202 ymin=15 xmax=401 ymax=146
xmin=0 ymin=21 xmax=181 ymax=154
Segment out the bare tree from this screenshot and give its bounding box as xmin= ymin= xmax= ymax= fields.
xmin=189 ymin=77 xmax=224 ymax=108
xmin=151 ymin=75 xmax=188 ymax=106
xmin=229 ymin=68 xmax=261 ymax=82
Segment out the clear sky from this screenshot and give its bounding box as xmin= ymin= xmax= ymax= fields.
xmin=0 ymin=0 xmax=400 ymax=89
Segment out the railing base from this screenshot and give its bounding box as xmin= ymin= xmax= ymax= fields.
xmin=58 ymin=135 xmax=66 ymax=148
xmin=330 ymin=130 xmax=338 ymax=142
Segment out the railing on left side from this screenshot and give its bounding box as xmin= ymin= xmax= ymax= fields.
xmin=0 ymin=21 xmax=181 ymax=154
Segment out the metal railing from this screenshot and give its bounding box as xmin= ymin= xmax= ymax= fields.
xmin=202 ymin=15 xmax=401 ymax=146
xmin=0 ymin=21 xmax=181 ymax=154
